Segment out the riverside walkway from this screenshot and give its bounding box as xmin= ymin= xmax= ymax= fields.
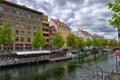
xmin=104 ymin=73 xmax=120 ymax=80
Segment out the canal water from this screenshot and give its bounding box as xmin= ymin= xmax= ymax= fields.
xmin=0 ymin=53 xmax=116 ymax=80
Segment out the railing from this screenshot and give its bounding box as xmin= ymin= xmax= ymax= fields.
xmin=92 ymin=66 xmax=114 ymax=80
xmin=93 ymin=66 xmax=104 ymax=80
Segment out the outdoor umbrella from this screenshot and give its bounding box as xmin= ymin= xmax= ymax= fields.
xmin=114 ymin=50 xmax=120 ymax=56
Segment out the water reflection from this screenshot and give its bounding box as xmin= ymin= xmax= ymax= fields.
xmin=0 ymin=53 xmax=116 ymax=80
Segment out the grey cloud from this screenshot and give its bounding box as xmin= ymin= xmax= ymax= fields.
xmin=9 ymin=0 xmax=116 ymax=39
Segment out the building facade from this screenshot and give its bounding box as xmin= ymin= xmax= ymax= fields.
xmin=73 ymin=29 xmax=92 ymax=40
xmin=49 ymin=19 xmax=71 ymax=49
xmin=49 ymin=26 xmax=57 ymax=49
xmin=0 ymin=1 xmax=49 ymax=51
xmin=42 ymin=15 xmax=49 ymax=49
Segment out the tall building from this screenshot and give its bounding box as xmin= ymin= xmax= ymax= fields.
xmin=0 ymin=1 xmax=49 ymax=51
xmin=42 ymin=15 xmax=49 ymax=49
xmin=49 ymin=19 xmax=71 ymax=49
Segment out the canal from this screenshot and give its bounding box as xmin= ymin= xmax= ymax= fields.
xmin=0 ymin=53 xmax=116 ymax=80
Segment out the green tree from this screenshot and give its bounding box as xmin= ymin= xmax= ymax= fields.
xmin=108 ymin=40 xmax=118 ymax=46
xmin=76 ymin=37 xmax=85 ymax=48
xmin=66 ymin=33 xmax=76 ymax=48
xmin=0 ymin=24 xmax=14 ymax=51
xmin=107 ymin=0 xmax=120 ymax=28
xmin=101 ymin=39 xmax=108 ymax=46
xmin=85 ymin=38 xmax=93 ymax=47
xmin=32 ymin=30 xmax=46 ymax=50
xmin=52 ymin=33 xmax=65 ymax=49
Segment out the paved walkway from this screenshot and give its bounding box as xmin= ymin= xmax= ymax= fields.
xmin=105 ymin=73 xmax=120 ymax=80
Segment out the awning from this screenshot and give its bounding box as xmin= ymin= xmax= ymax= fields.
xmin=4 ymin=44 xmax=13 ymax=47
xmin=15 ymin=50 xmax=51 ymax=55
xmin=15 ymin=44 xmax=23 ymax=48
xmin=114 ymin=50 xmax=120 ymax=56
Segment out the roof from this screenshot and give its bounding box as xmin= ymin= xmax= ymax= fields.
xmin=0 ymin=1 xmax=43 ymax=15
xmin=79 ymin=30 xmax=91 ymax=36
xmin=16 ymin=50 xmax=50 ymax=55
xmin=51 ymin=19 xmax=65 ymax=25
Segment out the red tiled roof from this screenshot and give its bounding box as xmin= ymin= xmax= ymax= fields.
xmin=51 ymin=19 xmax=65 ymax=25
xmin=79 ymin=30 xmax=91 ymax=35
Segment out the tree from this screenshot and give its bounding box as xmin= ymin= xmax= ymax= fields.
xmin=0 ymin=23 xmax=14 ymax=52
xmin=52 ymin=33 xmax=65 ymax=49
xmin=32 ymin=30 xmax=46 ymax=50
xmin=101 ymin=39 xmax=108 ymax=46
xmin=108 ymin=40 xmax=118 ymax=47
xmin=107 ymin=0 xmax=120 ymax=28
xmin=85 ymin=38 xmax=93 ymax=47
xmin=66 ymin=33 xmax=76 ymax=48
xmin=107 ymin=0 xmax=120 ymax=49
xmin=76 ymin=37 xmax=85 ymax=48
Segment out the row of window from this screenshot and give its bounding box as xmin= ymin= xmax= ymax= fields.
xmin=16 ymin=30 xmax=36 ymax=36
xmin=15 ymin=23 xmax=38 ymax=30
xmin=0 ymin=20 xmax=38 ymax=30
xmin=15 ymin=37 xmax=31 ymax=42
xmin=0 ymin=12 xmax=41 ymax=25
xmin=0 ymin=5 xmax=41 ymax=21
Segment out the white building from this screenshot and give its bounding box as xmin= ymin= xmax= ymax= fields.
xmin=73 ymin=30 xmax=92 ymax=40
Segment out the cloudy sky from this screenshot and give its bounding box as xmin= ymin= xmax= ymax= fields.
xmin=9 ymin=0 xmax=117 ymax=39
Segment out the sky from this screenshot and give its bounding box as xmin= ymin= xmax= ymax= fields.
xmin=9 ymin=0 xmax=117 ymax=40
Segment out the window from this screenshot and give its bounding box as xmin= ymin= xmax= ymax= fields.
xmin=0 ymin=12 xmax=4 ymax=18
xmin=16 ymin=23 xmax=19 ymax=28
xmin=28 ymin=20 xmax=31 ymax=24
xmin=20 ymin=37 xmax=24 ymax=42
xmin=16 ymin=11 xmax=20 ymax=15
xmin=15 ymin=37 xmax=19 ymax=41
xmin=28 ymin=14 xmax=31 ymax=18
xmin=27 ymin=31 xmax=31 ymax=36
xmin=27 ymin=38 xmax=31 ymax=42
xmin=16 ymin=16 xmax=20 ymax=21
xmin=21 ymin=17 xmax=25 ymax=22
xmin=16 ymin=30 xmax=19 ymax=35
xmin=33 ymin=26 xmax=36 ymax=30
xmin=21 ymin=30 xmax=24 ymax=34
xmin=0 ymin=6 xmax=4 ymax=11
xmin=38 ymin=17 xmax=40 ymax=21
xmin=8 ymin=21 xmax=12 ymax=27
xmin=8 ymin=7 xmax=12 ymax=13
xmin=8 ymin=14 xmax=12 ymax=20
xmin=21 ymin=24 xmax=25 ymax=28
xmin=0 ymin=20 xmax=3 ymax=26
xmin=28 ymin=25 xmax=31 ymax=30
xmin=34 ymin=32 xmax=36 ymax=36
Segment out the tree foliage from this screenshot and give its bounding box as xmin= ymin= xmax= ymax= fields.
xmin=32 ymin=30 xmax=46 ymax=48
xmin=0 ymin=23 xmax=14 ymax=45
xmin=76 ymin=37 xmax=85 ymax=47
xmin=107 ymin=0 xmax=120 ymax=28
xmin=108 ymin=40 xmax=118 ymax=46
xmin=101 ymin=39 xmax=108 ymax=46
xmin=85 ymin=38 xmax=93 ymax=46
xmin=66 ymin=33 xmax=76 ymax=48
xmin=52 ymin=33 xmax=65 ymax=48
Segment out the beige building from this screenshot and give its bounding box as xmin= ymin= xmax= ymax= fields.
xmin=0 ymin=1 xmax=49 ymax=51
xmin=49 ymin=19 xmax=71 ymax=49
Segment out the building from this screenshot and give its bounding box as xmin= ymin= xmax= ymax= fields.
xmin=73 ymin=29 xmax=92 ymax=40
xmin=49 ymin=26 xmax=57 ymax=49
xmin=42 ymin=15 xmax=49 ymax=49
xmin=49 ymin=19 xmax=71 ymax=49
xmin=0 ymin=1 xmax=49 ymax=51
